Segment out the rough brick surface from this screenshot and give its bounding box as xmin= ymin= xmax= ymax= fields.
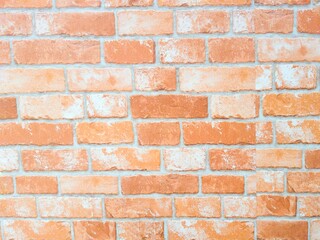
xmin=0 ymin=1 xmax=319 ymax=239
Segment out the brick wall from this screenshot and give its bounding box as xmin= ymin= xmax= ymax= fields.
xmin=0 ymin=0 xmax=320 ymax=239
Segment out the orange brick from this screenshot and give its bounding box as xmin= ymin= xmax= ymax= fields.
xmin=209 ymin=149 xmax=255 ymax=170
xmin=164 ymin=148 xmax=206 ymax=171
xmin=305 ymin=150 xmax=320 ymax=169
xmin=76 ymin=121 xmax=134 ymax=144
xmin=3 ymin=220 xmax=71 ymax=240
xmin=39 ymin=197 xmax=102 ymax=218
xmin=118 ymin=221 xmax=164 ymax=240
xmin=0 ymin=41 xmax=10 ymax=64
xmin=0 ymin=0 xmax=52 ymax=8
xmin=122 ymin=174 xmax=198 ymax=194
xmin=60 ymin=176 xmax=118 ymax=194
xmin=0 ymin=123 xmax=73 ymax=146
xmin=311 ymin=220 xmax=320 ymax=240
xmin=255 ymin=149 xmax=302 ymax=168
xmin=275 ymin=65 xmax=317 ymax=90
xmin=168 ymin=220 xmax=254 ymax=240
xmin=137 ymin=122 xmax=180 ymax=146
xmin=209 ymin=38 xmax=255 ymax=63
xmin=276 ymin=120 xmax=320 ymax=144
xmin=134 ymin=67 xmax=176 ymax=91
xmin=247 ymin=171 xmax=284 ymax=194
xmin=202 ymin=175 xmax=244 ymax=194
xmin=180 ymin=66 xmax=272 ymax=92
xmin=233 ymin=9 xmax=293 ymax=33
xmin=16 ymin=176 xmax=58 ymax=194
xmin=91 ymin=148 xmax=160 ymax=171
xmin=105 ymin=40 xmax=154 ymax=64
xmin=175 ymin=197 xmax=221 ymax=218
xmin=0 ymin=198 xmax=37 ymax=217
xmin=263 ymin=93 xmax=320 ymax=117
xmin=0 ymin=69 xmax=65 ymax=94
xmin=299 ymin=196 xmax=320 ymax=217
xmin=20 ymin=95 xmax=84 ymax=120
xmin=131 ymin=95 xmax=208 ymax=118
xmin=0 ymin=13 xmax=32 ymax=35
xmin=0 ymin=98 xmax=17 ymax=119
xmin=177 ymin=10 xmax=229 ymax=34
xmin=105 ymin=0 xmax=153 ymax=7
xmin=118 ymin=11 xmax=173 ymax=35
xmin=224 ymin=197 xmax=256 ymax=218
xmin=257 ymin=195 xmax=297 ymax=216
xmin=22 ymin=149 xmax=88 ymax=171
xmin=159 ymin=0 xmax=251 ymax=6
xmin=87 ymin=94 xmax=127 ymax=118
xmin=287 ymin=172 xmax=320 ymax=192
xmin=56 ymin=0 xmax=101 ymax=7
xmin=257 ymin=221 xmax=308 ymax=240
xmin=68 ymin=68 xmax=132 ymax=92
xmin=183 ymin=122 xmax=272 ymax=145
xmin=13 ymin=40 xmax=100 ymax=64
xmin=258 ymin=38 xmax=320 ymax=62
xmin=0 ymin=176 xmax=13 ymax=194
xmin=211 ymin=94 xmax=259 ymax=119
xmin=74 ymin=221 xmax=116 ymax=240
xmin=159 ymin=39 xmax=205 ymax=64
xmin=0 ymin=149 xmax=19 ymax=172
xmin=298 ymin=7 xmax=320 ymax=34
xmin=105 ymin=198 xmax=172 ymax=218
xmin=36 ymin=12 xmax=114 ymax=36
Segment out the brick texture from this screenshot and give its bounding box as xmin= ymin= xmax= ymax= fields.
xmin=0 ymin=1 xmax=318 ymax=239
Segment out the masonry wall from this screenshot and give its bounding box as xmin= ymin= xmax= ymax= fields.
xmin=0 ymin=0 xmax=320 ymax=239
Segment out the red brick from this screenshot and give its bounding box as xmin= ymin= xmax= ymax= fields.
xmin=202 ymin=175 xmax=244 ymax=194
xmin=168 ymin=220 xmax=254 ymax=240
xmin=16 ymin=176 xmax=58 ymax=194
xmin=180 ymin=66 xmax=272 ymax=92
xmin=134 ymin=67 xmax=176 ymax=91
xmin=257 ymin=221 xmax=308 ymax=240
xmin=0 ymin=13 xmax=32 ymax=35
xmin=175 ymin=197 xmax=221 ymax=217
xmin=137 ymin=122 xmax=180 ymax=146
xmin=247 ymin=171 xmax=284 ymax=194
xmin=76 ymin=121 xmax=134 ymax=144
xmin=263 ymin=93 xmax=320 ymax=116
xmin=0 ymin=149 xmax=19 ymax=172
xmin=131 ymin=95 xmax=208 ymax=118
xmin=159 ymin=0 xmax=251 ymax=6
xmin=105 ymin=198 xmax=172 ymax=218
xmin=0 ymin=176 xmax=13 ymax=194
xmin=0 ymin=41 xmax=10 ymax=64
xmin=0 ymin=123 xmax=73 ymax=146
xmin=60 ymin=176 xmax=118 ymax=194
xmin=68 ymin=68 xmax=132 ymax=92
xmin=118 ymin=11 xmax=173 ymax=35
xmin=36 ymin=12 xmax=115 ymax=36
xmin=0 ymin=69 xmax=65 ymax=94
xmin=183 ymin=122 xmax=272 ymax=145
xmin=122 ymin=174 xmax=198 ymax=194
xmin=258 ymin=38 xmax=320 ymax=62
xmin=209 ymin=38 xmax=255 ymax=63
xmin=118 ymin=221 xmax=164 ymax=240
xmin=13 ymin=40 xmax=100 ymax=64
xmin=257 ymin=195 xmax=297 ymax=216
xmin=224 ymin=197 xmax=256 ymax=218
xmin=311 ymin=220 xmax=320 ymax=240
xmin=3 ymin=220 xmax=71 ymax=240
xmin=298 ymin=7 xmax=320 ymax=33
xmin=74 ymin=221 xmax=115 ymax=240
xmin=0 ymin=98 xmax=17 ymax=119
xmin=22 ymin=149 xmax=88 ymax=171
xmin=255 ymin=149 xmax=302 ymax=168
xmin=177 ymin=10 xmax=229 ymax=34
xmin=91 ymin=147 xmax=160 ymax=171
xmin=299 ymin=196 xmax=320 ymax=217
xmin=39 ymin=197 xmax=102 ymax=218
xmin=159 ymin=39 xmax=205 ymax=64
xmin=56 ymin=0 xmax=101 ymax=7
xmin=305 ymin=150 xmax=320 ymax=169
xmin=105 ymin=40 xmax=154 ymax=64
xmin=105 ymin=0 xmax=153 ymax=7
xmin=287 ymin=172 xmax=320 ymax=192
xmin=0 ymin=198 xmax=37 ymax=217
xmin=0 ymin=0 xmax=52 ymax=8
